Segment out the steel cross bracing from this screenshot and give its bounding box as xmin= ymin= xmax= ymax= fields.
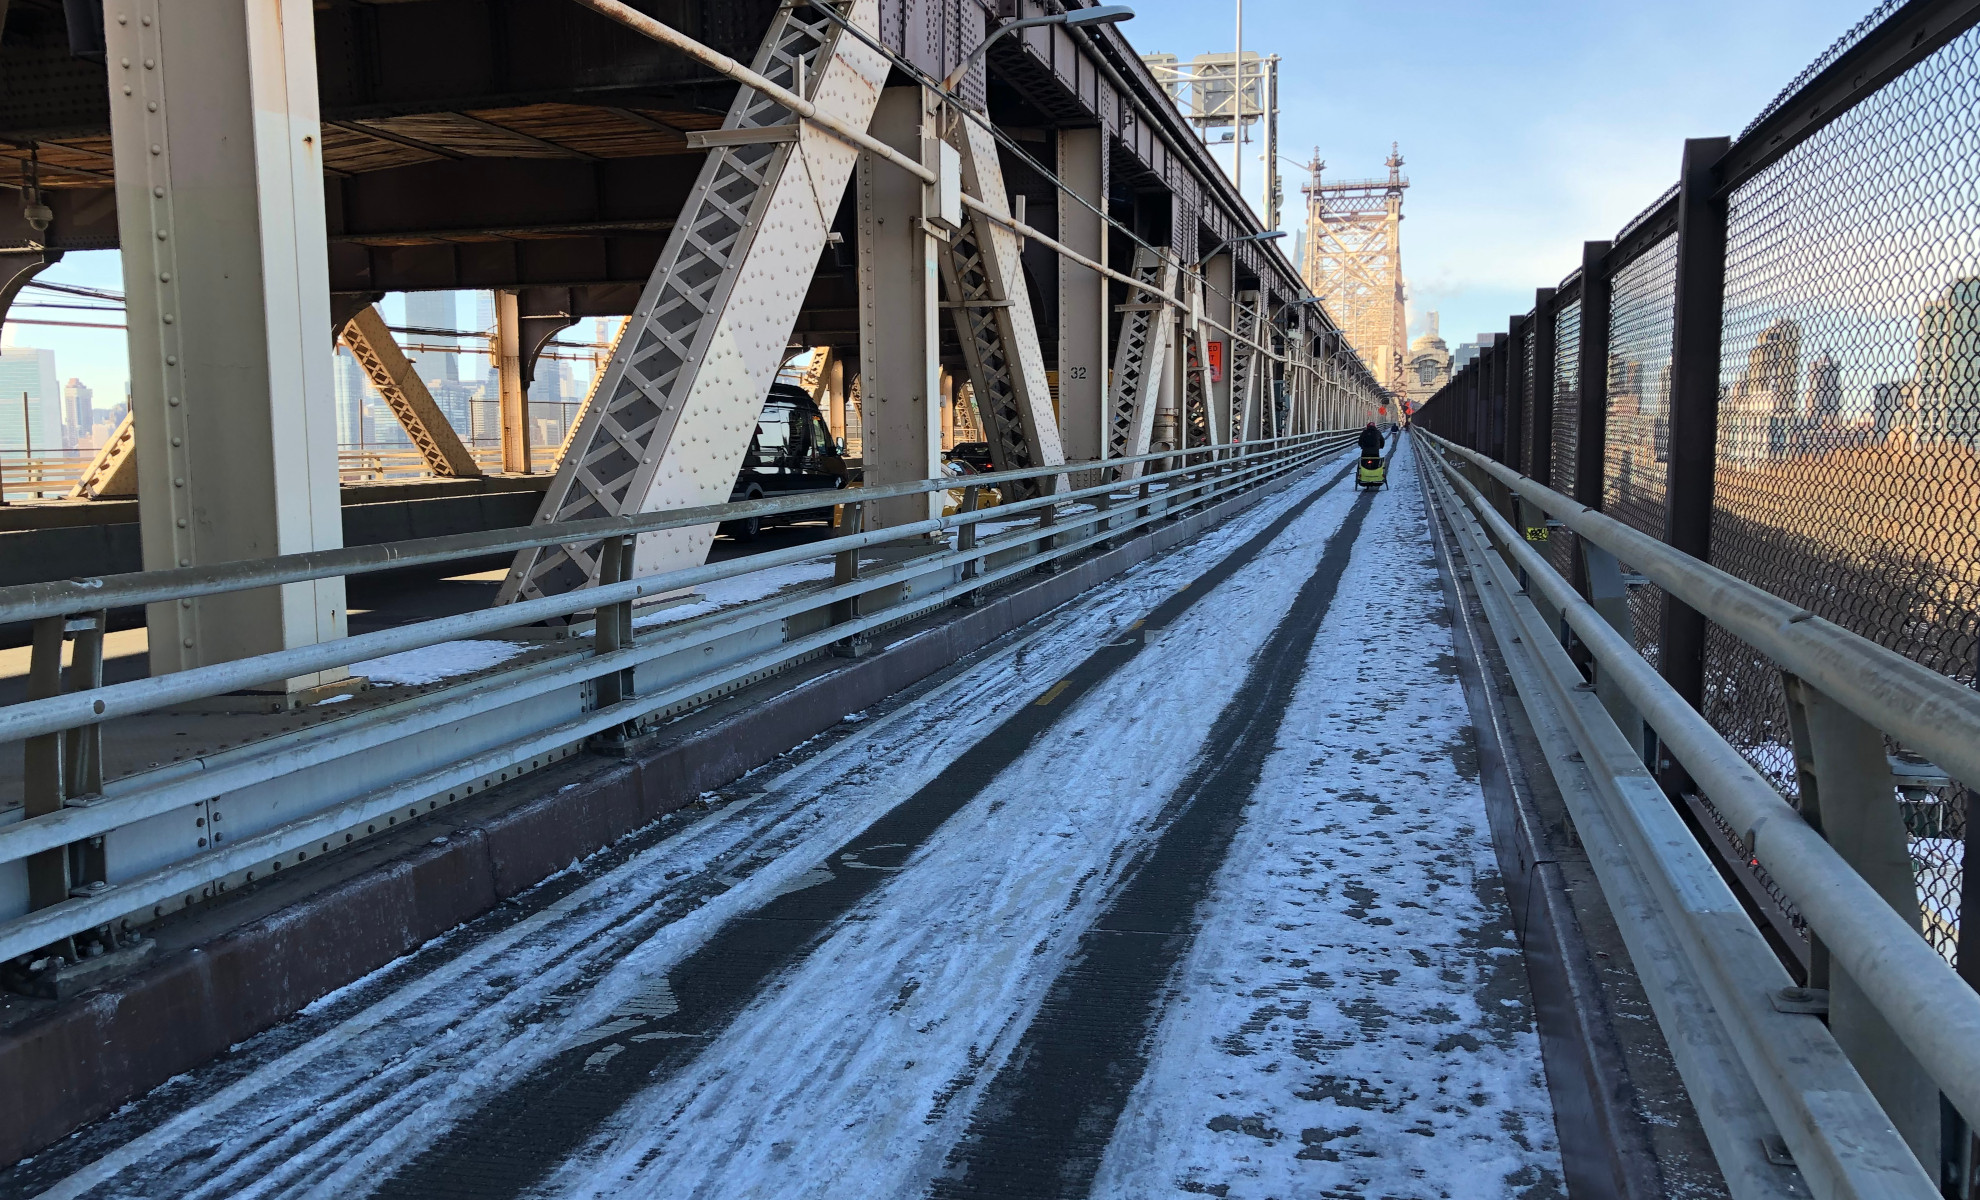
xmin=938 ymin=115 xmax=1066 ymax=501
xmin=1103 ymin=247 xmax=1179 ymax=480
xmin=1230 ymin=290 xmax=1262 ymax=441
xmin=339 ymin=306 xmax=482 ymax=478
xmin=1179 ymin=277 xmax=1220 ymax=451
xmin=68 ymin=412 xmax=137 ymax=500
xmin=497 ymin=1 xmax=888 ymax=605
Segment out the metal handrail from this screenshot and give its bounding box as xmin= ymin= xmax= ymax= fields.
xmin=0 ymin=436 xmax=1340 ymax=745
xmin=1418 ymin=432 xmax=1980 ymax=1141
xmin=1421 ymin=432 xmax=1980 ymax=799
xmin=0 ymin=432 xmax=1326 ymax=626
xmin=0 ymin=434 xmax=1355 ymax=962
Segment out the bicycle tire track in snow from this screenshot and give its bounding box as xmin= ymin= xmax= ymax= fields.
xmin=18 ymin=450 xmax=1357 ymax=1200
xmin=1088 ymin=441 xmax=1563 ymax=1199
xmin=379 ymin=457 xmax=1365 ymax=1199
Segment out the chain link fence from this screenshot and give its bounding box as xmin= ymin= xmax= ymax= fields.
xmin=1708 ymin=21 xmax=1980 ymax=967
xmin=1547 ymin=298 xmax=1582 ymax=579
xmin=1416 ymin=5 xmax=1980 ymax=978
xmin=1605 ymin=238 xmax=1679 ymax=661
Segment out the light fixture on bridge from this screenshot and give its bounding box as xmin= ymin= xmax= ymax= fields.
xmin=941 ymin=6 xmax=1135 ymax=93
xmin=1197 ymin=228 xmax=1286 ymax=267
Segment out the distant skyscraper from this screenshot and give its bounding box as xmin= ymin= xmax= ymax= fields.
xmin=1804 ymin=352 xmax=1841 ymax=420
xmin=61 ymin=378 xmax=93 ymax=447
xmin=1450 ymin=333 xmax=1494 ymax=373
xmin=1403 ymin=313 xmax=1451 ymax=408
xmin=474 ymin=291 xmax=497 ymax=384
xmin=1722 ymin=319 xmax=1801 ymax=463
xmin=1874 ymin=379 xmax=1921 ymax=444
xmin=335 ymin=347 xmax=372 ymax=445
xmin=1918 ymin=276 xmax=1980 ymax=450
xmin=405 ymin=291 xmax=460 ymax=385
xmin=0 ymin=347 xmax=61 ymax=453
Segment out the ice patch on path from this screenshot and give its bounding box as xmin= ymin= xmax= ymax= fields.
xmin=351 ymin=639 xmax=532 ymax=686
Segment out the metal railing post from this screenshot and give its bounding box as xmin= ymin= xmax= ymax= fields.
xmin=832 ymin=501 xmax=871 ymax=657
xmin=23 ymin=616 xmax=71 ymax=916
xmin=1034 ymin=488 xmax=1060 ymax=574
xmin=953 ymin=485 xmax=984 ymax=606
xmin=1528 ymin=287 xmax=1558 ymax=489
xmin=22 ymin=610 xmax=108 ymax=965
xmin=1578 ymin=541 xmax=1650 ymax=763
xmin=1574 ymin=239 xmax=1613 ymax=516
xmin=1573 ymin=240 xmax=1614 ymax=599
xmin=1489 ymin=332 xmax=1509 ymax=465
xmin=593 ymin=535 xmax=636 ymax=710
xmin=1659 ymin=137 xmax=1732 ymax=724
xmin=1503 ymin=321 xmax=1526 ymax=473
xmin=1781 ymin=674 xmax=1941 ymax=1168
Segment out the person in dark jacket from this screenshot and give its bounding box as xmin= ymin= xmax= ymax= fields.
xmin=1358 ymin=423 xmax=1385 ymax=457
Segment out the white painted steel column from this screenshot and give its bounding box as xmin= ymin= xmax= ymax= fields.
xmin=940 ymin=110 xmax=1066 ymax=494
xmin=494 ymin=289 xmax=530 ymax=474
xmin=108 ymin=0 xmax=347 ymax=690
xmin=499 ymin=3 xmax=887 ymax=602
xmin=857 ymin=87 xmax=942 ymax=529
xmin=1153 ymin=308 xmax=1181 ymax=460
xmin=1204 ymin=254 xmax=1234 ymax=444
xmin=1056 ymin=126 xmax=1107 ymax=465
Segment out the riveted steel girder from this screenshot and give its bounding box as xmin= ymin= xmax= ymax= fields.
xmin=339 ymin=306 xmax=482 ymax=478
xmin=1230 ymin=290 xmax=1262 ymax=439
xmin=498 ymin=1 xmax=889 ymax=604
xmin=1179 ymin=277 xmax=1221 ymax=452
xmin=936 ymin=112 xmax=1066 ymax=501
xmin=1102 ymin=246 xmax=1177 ymax=480
xmin=69 ymin=411 xmax=137 ymax=500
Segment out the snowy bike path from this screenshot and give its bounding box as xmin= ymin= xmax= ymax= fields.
xmin=19 ymin=440 xmax=1560 ymax=1200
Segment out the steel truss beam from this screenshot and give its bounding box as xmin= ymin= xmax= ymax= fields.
xmin=69 ymin=412 xmax=137 ymax=500
xmin=1178 ymin=276 xmax=1221 ymax=451
xmin=498 ymin=1 xmax=888 ymax=604
xmin=1229 ymin=290 xmax=1262 ymax=440
xmin=937 ymin=112 xmax=1066 ymax=500
xmin=1102 ymin=246 xmax=1178 ymax=480
xmin=339 ymin=305 xmax=482 ymax=478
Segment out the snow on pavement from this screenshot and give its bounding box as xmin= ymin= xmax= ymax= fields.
xmin=1091 ymin=442 xmax=1564 ymax=1199
xmin=24 ymin=450 xmax=1361 ymax=1200
xmin=527 ymin=453 xmax=1372 ymax=1199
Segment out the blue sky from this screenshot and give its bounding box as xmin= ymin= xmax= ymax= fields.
xmin=1130 ymin=0 xmax=1881 ymax=349
xmin=7 ymin=0 xmax=1884 ymax=405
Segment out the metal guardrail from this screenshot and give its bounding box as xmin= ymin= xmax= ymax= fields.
xmin=1413 ymin=0 xmax=1980 ymax=997
xmin=336 ymin=445 xmax=506 ymax=482
xmin=0 ymin=432 xmax=1356 ymax=975
xmin=1419 ymin=431 xmax=1980 ymax=1200
xmin=0 ymin=450 xmax=92 ymax=502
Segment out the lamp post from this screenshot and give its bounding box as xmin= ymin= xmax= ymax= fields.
xmin=941 ymin=5 xmax=1134 ymax=93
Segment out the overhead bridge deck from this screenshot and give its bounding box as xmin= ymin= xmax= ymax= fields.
xmin=1 ymin=440 xmax=1603 ymax=1199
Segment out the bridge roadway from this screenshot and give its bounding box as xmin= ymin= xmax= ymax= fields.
xmin=6 ymin=442 xmax=1567 ymax=1199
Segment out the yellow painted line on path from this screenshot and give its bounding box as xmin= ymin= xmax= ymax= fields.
xmin=1034 ymin=679 xmax=1072 ymax=706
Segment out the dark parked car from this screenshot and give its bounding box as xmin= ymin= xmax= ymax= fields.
xmin=723 ymin=384 xmax=850 ymax=540
xmin=945 ymin=441 xmax=994 ymax=473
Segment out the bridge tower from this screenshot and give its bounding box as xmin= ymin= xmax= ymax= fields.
xmin=1300 ymin=146 xmax=1409 ymax=398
